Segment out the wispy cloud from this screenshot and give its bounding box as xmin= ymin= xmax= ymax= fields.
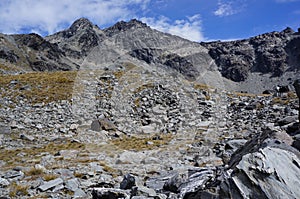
xmin=214 ymin=0 xmax=245 ymax=17
xmin=293 ymin=10 xmax=300 ymax=14
xmin=140 ymin=14 xmax=205 ymax=42
xmin=0 ymin=0 xmax=151 ymax=35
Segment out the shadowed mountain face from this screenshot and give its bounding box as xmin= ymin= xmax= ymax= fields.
xmin=0 ymin=18 xmax=300 ymax=92
xmin=202 ymin=27 xmax=300 ymax=82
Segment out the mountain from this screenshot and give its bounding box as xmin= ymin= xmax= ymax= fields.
xmin=0 ymin=18 xmax=300 ymax=93
xmin=0 ymin=33 xmax=79 ymax=72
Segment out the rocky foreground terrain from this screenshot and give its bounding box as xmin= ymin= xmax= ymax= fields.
xmin=0 ymin=64 xmax=300 ymax=198
xmin=0 ymin=18 xmax=300 ymax=198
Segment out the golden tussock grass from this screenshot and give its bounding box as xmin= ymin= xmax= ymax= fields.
xmin=193 ymin=83 xmax=211 ymax=90
xmin=0 ymin=140 xmax=85 ymax=170
xmin=9 ymin=182 xmax=29 ymax=198
xmin=0 ymin=71 xmax=77 ymax=104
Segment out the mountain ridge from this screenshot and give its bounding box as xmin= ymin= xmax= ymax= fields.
xmin=0 ymin=18 xmax=299 ymax=93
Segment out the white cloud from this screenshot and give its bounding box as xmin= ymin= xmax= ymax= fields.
xmin=214 ymin=1 xmax=244 ymax=17
xmin=140 ymin=15 xmax=205 ymax=42
xmin=0 ymin=0 xmax=151 ymax=35
xmin=0 ymin=0 xmax=205 ymax=42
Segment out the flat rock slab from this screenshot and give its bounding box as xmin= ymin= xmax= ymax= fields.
xmin=38 ymin=178 xmax=64 ymax=192
xmin=231 ymin=146 xmax=300 ymax=199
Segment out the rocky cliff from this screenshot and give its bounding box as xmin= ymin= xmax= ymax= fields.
xmin=202 ymin=27 xmax=300 ymax=82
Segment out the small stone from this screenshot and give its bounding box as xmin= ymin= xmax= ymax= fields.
xmin=120 ymin=174 xmax=136 ymax=190
xmin=3 ymin=170 xmax=24 ymax=180
xmin=74 ymin=188 xmax=87 ymax=198
xmin=70 ymin=124 xmax=79 ymax=131
xmin=0 ymin=125 xmax=11 ymax=134
xmin=141 ymin=124 xmax=156 ymax=134
xmin=65 ymin=178 xmax=80 ymax=192
xmin=0 ymin=178 xmax=10 ymax=187
xmin=36 ymin=124 xmax=43 ymax=129
xmin=20 ymin=134 xmax=35 ymax=141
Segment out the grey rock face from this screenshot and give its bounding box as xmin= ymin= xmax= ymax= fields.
xmin=0 ymin=49 xmax=18 ymax=63
xmin=230 ymin=147 xmax=300 ymax=199
xmin=0 ymin=33 xmax=79 ymax=72
xmin=104 ymin=19 xmax=148 ymax=37
xmin=203 ymin=27 xmax=300 ymax=82
xmin=217 ymin=129 xmax=300 ymax=199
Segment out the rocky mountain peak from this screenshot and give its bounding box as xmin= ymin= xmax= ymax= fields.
xmin=69 ymin=17 xmax=95 ymax=32
xmin=104 ymin=19 xmax=148 ymax=36
xmin=45 ymin=17 xmax=105 ymax=59
xmin=282 ymin=27 xmax=295 ymax=34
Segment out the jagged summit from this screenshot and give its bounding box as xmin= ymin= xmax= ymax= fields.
xmin=53 ymin=17 xmax=100 ymax=40
xmin=104 ymin=19 xmax=148 ymax=36
xmin=69 ymin=17 xmax=95 ymax=32
xmin=45 ymin=17 xmax=105 ymax=58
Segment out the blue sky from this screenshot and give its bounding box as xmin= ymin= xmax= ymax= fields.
xmin=0 ymin=0 xmax=299 ymax=41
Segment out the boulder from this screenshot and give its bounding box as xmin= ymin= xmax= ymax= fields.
xmin=120 ymin=174 xmax=136 ymax=190
xmin=220 ymin=129 xmax=300 ymax=199
xmin=91 ymin=118 xmax=116 ymax=132
xmin=276 ymin=116 xmax=298 ymax=126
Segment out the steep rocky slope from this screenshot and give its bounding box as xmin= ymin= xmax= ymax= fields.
xmin=0 ymin=33 xmax=79 ymax=74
